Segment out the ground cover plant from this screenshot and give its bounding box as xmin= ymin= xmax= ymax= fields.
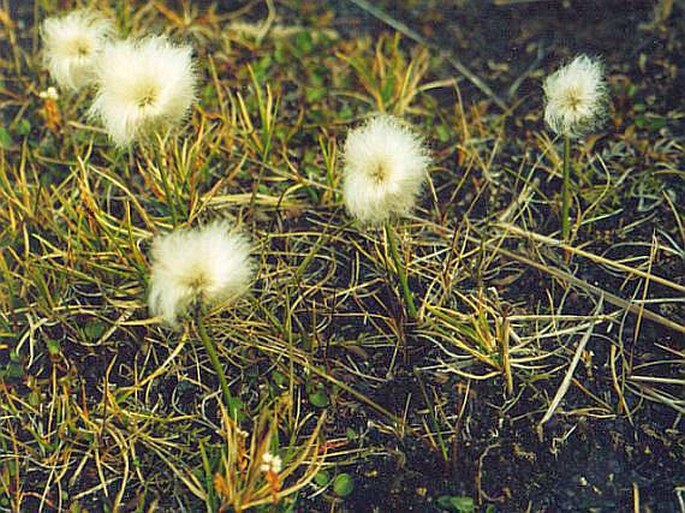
xmin=1 ymin=0 xmax=683 ymax=511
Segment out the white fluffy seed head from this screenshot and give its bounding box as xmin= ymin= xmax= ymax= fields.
xmin=543 ymin=54 xmax=608 ymax=139
xmin=148 ymin=221 xmax=254 ymax=328
xmin=90 ymin=35 xmax=197 ymax=147
xmin=342 ymin=114 xmax=430 ymax=225
xmin=41 ymin=10 xmax=114 ymax=91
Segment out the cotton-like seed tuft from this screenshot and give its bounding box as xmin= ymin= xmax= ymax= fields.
xmin=148 ymin=221 xmax=253 ymax=327
xmin=342 ymin=114 xmax=430 ymax=225
xmin=41 ymin=10 xmax=114 ymax=91
xmin=543 ymin=55 xmax=608 ymax=139
xmin=90 ymin=35 xmax=197 ymax=146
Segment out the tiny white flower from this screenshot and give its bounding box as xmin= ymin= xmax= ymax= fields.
xmin=41 ymin=10 xmax=114 ymax=91
xmin=260 ymin=452 xmax=282 ymax=473
xmin=39 ymin=86 xmax=59 ymax=100
xmin=543 ymin=55 xmax=608 ymax=139
xmin=148 ymin=221 xmax=253 ymax=327
xmin=90 ymin=35 xmax=197 ymax=147
xmin=342 ymin=114 xmax=430 ymax=225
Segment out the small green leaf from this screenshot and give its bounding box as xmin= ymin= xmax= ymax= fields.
xmin=272 ymin=370 xmax=287 ymax=388
xmin=313 ymin=470 xmax=330 ymax=487
xmin=332 ymin=473 xmax=354 ymax=497
xmin=338 ymin=106 xmax=353 ymax=121
xmin=306 ymin=87 xmax=327 ymax=103
xmin=294 ymin=32 xmax=314 ymax=55
xmin=84 ymin=320 xmax=106 ymax=341
xmin=0 ymin=127 xmax=11 ymax=149
xmin=28 ymin=389 xmax=41 ymax=407
xmin=436 ymin=495 xmax=475 ymax=513
xmin=626 ymin=83 xmax=637 ymax=98
xmin=436 ymin=124 xmax=450 ymax=143
xmin=0 ymin=361 xmax=24 ymax=379
xmin=309 ymin=389 xmax=329 ymax=408
xmin=15 ymin=119 xmax=31 ymax=136
xmin=634 ymin=114 xmax=666 ymax=131
xmin=47 ymin=338 xmax=61 ymax=356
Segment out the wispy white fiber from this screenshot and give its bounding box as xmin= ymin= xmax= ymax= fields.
xmin=543 ymin=55 xmax=608 ymax=139
xmin=41 ymin=10 xmax=114 ymax=91
xmin=148 ymin=221 xmax=253 ymax=327
xmin=342 ymin=114 xmax=430 ymax=225
xmin=90 ymin=35 xmax=196 ymax=147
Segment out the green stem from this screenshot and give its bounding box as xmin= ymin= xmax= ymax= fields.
xmin=561 ymin=133 xmax=571 ymax=243
xmin=385 ymin=223 xmax=417 ymax=320
xmin=195 ymin=305 xmax=239 ymax=418
xmin=123 ymin=147 xmax=134 ymax=181
xmin=158 ymin=168 xmax=179 ymax=227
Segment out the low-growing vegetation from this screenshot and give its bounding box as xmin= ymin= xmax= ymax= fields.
xmin=1 ymin=1 xmax=683 ymax=511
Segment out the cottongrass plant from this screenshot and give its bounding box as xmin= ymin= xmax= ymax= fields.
xmin=90 ymin=34 xmax=196 ymax=147
xmin=212 ymin=399 xmax=327 ymax=512
xmin=41 ymin=10 xmax=114 ymax=91
xmin=342 ymin=114 xmax=430 ymax=319
xmin=148 ymin=220 xmax=253 ymax=415
xmin=543 ymin=54 xmax=608 ymax=243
